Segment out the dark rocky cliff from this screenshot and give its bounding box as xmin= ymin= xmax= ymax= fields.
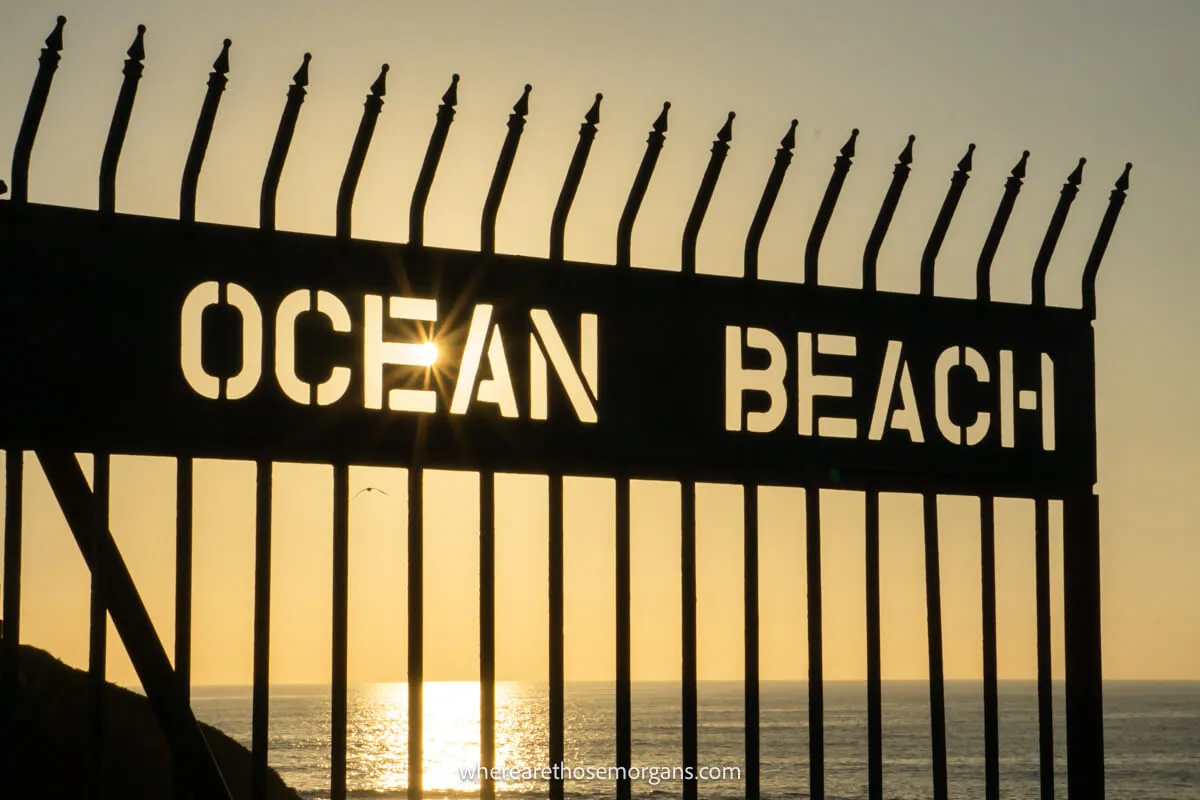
xmin=1 ymin=633 xmax=302 ymax=799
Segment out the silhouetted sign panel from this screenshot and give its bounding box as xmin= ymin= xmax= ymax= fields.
xmin=0 ymin=204 xmax=1095 ymax=491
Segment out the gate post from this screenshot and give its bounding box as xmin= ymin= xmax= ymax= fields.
xmin=1063 ymin=491 xmax=1105 ymax=797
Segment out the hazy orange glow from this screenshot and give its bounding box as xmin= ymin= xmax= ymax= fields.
xmin=0 ymin=0 xmax=1197 ymax=692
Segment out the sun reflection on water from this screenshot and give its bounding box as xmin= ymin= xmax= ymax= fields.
xmin=347 ymin=681 xmax=549 ymax=796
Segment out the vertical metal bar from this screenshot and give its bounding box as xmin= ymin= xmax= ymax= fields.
xmin=174 ymin=34 xmax=208 ymax=787
xmin=1 ymin=450 xmax=24 ymax=777
xmin=865 ymin=489 xmax=883 ymax=800
xmin=681 ymin=112 xmax=734 ymax=275
xmin=550 ymin=94 xmax=602 ymax=261
xmin=254 ymin=49 xmax=289 ymax=789
xmin=615 ymin=477 xmax=632 ymax=800
xmin=923 ymin=494 xmax=948 ymax=800
xmin=172 ymin=456 xmax=194 ymax=800
xmin=804 ymin=129 xmax=857 ymax=286
xmin=481 ymin=85 xmax=532 ymax=255
xmin=261 ymin=54 xmax=311 ymax=231
xmin=743 ymin=119 xmax=796 ymax=281
xmin=1063 ymin=492 xmax=1104 ymax=798
xmin=976 ymin=151 xmax=1028 ymax=302
xmin=409 ymin=75 xmax=459 ymax=247
xmin=548 ymin=475 xmax=565 ymax=800
xmin=863 ymin=135 xmax=914 ymax=293
xmin=1031 ymin=159 xmax=1085 ymax=308
xmin=479 ymin=471 xmax=496 ymax=800
xmin=744 ymin=484 xmax=761 ymax=800
xmin=919 ymin=144 xmax=975 ymax=297
xmin=980 ymin=495 xmax=1000 ymax=800
xmin=681 ymin=481 xmax=698 ymax=800
xmin=616 ymin=102 xmax=669 ymax=268
xmin=88 ymin=453 xmax=110 ymax=800
xmin=331 ymin=464 xmax=350 ymax=800
xmin=336 ymin=65 xmax=388 ymax=239
xmin=1035 ymin=497 xmax=1055 ymax=800
xmin=1081 ymin=163 xmax=1132 ymax=318
xmin=180 ymin=39 xmax=231 ymax=222
xmin=408 ymin=466 xmax=424 ymax=800
xmin=10 ymin=16 xmax=66 ymax=203
xmin=805 ymin=487 xmax=824 ymax=800
xmin=254 ymin=48 xmax=292 ymax=792
xmin=251 ymin=459 xmax=272 ymax=800
xmin=99 ymin=25 xmax=146 ymax=214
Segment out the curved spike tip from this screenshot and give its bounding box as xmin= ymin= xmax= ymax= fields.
xmin=1116 ymin=161 xmax=1132 ymax=191
xmin=370 ymin=63 xmax=388 ymax=96
xmin=47 ymin=16 xmax=66 ymax=51
xmin=585 ymin=93 xmax=602 ymax=125
xmin=128 ymin=24 xmax=146 ymax=61
xmin=898 ymin=134 xmax=915 ymax=165
xmin=653 ymin=101 xmax=670 ymax=133
xmin=840 ymin=128 xmax=859 ymax=158
xmin=1068 ymin=157 xmax=1086 ymax=186
xmin=513 ymin=83 xmax=532 ymax=116
xmin=293 ymin=52 xmax=311 ymax=87
xmin=213 ymin=38 xmax=231 ymax=74
xmin=716 ymin=111 xmax=735 ymax=143
xmin=1012 ymin=150 xmax=1030 ymax=179
xmin=780 ymin=119 xmax=798 ymax=150
xmin=442 ymin=73 xmax=459 ymax=106
xmin=957 ymin=142 xmax=975 ymax=172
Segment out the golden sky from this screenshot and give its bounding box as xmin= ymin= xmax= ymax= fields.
xmin=1 ymin=0 xmax=1198 ymax=685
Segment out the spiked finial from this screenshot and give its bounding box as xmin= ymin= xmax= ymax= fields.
xmin=780 ymin=119 xmax=798 ymax=150
xmin=653 ymin=101 xmax=670 ymax=134
xmin=585 ymin=93 xmax=602 ymax=125
xmin=683 ymin=109 xmax=736 ymax=273
xmin=47 ymin=16 xmax=66 ymax=51
xmin=213 ymin=38 xmax=231 ymax=74
xmin=805 ymin=126 xmax=859 ymax=284
xmin=293 ymin=53 xmax=311 ymax=87
xmin=898 ymin=134 xmax=915 ymax=165
xmin=370 ymin=64 xmax=388 ymax=97
xmin=1081 ymin=160 xmax=1134 ymax=317
xmin=957 ymin=143 xmax=976 ymax=172
xmin=1012 ymin=150 xmax=1030 ymax=180
xmin=13 ymin=16 xmax=69 ymax=203
xmin=746 ymin=118 xmax=800 ymax=278
xmin=513 ymin=84 xmax=532 ymax=116
xmin=717 ymin=111 xmax=735 ymax=143
xmin=441 ymin=73 xmax=459 ymax=106
xmin=1067 ymin=157 xmax=1086 ymax=186
xmin=1115 ymin=161 xmax=1132 ymax=192
xmin=841 ymin=128 xmax=859 ymax=158
xmin=128 ymin=24 xmax=146 ymax=62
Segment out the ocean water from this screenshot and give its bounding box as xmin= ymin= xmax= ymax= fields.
xmin=190 ymin=681 xmax=1200 ymax=799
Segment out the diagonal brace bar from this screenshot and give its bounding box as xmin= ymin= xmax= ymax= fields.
xmin=35 ymin=451 xmax=232 ymax=800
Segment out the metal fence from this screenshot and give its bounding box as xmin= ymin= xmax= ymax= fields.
xmin=0 ymin=17 xmax=1129 ymax=800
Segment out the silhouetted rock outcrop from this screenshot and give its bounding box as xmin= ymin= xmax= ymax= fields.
xmin=1 ymin=633 xmax=301 ymax=799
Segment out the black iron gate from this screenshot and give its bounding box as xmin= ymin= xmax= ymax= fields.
xmin=0 ymin=17 xmax=1128 ymax=800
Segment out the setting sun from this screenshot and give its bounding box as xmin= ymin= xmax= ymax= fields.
xmin=416 ymin=341 xmax=439 ymax=367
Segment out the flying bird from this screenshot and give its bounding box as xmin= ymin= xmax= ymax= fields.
xmin=352 ymin=487 xmax=390 ymax=499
